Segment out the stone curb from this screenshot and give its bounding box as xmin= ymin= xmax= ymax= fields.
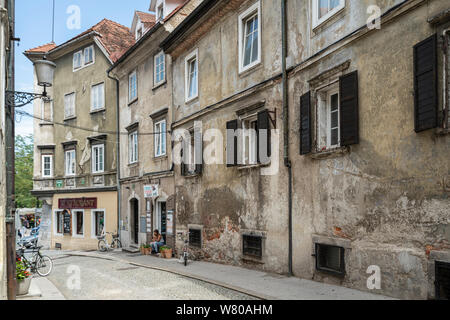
xmin=63 ymin=252 xmax=275 ymax=300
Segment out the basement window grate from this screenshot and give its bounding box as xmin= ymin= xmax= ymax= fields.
xmin=435 ymin=261 xmax=450 ymax=300
xmin=315 ymin=243 xmax=345 ymax=277
xmin=243 ymin=235 xmax=262 ymax=258
xmin=189 ymin=229 xmax=202 ymax=248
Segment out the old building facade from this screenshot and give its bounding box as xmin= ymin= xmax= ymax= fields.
xmin=26 ymin=19 xmax=134 ymax=251
xmin=109 ymin=0 xmax=200 ymax=250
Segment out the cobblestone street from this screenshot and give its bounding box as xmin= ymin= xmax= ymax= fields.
xmin=47 ymin=255 xmax=257 ymax=300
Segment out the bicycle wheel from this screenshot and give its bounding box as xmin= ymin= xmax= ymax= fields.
xmin=98 ymin=240 xmax=107 ymax=252
xmin=184 ymin=254 xmax=188 ymax=266
xmin=111 ymin=239 xmax=122 ymax=249
xmin=36 ymin=256 xmax=53 ymax=277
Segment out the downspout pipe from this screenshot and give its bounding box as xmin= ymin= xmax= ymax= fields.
xmin=107 ymin=71 xmax=121 ymax=239
xmin=443 ymin=29 xmax=449 ymax=130
xmin=281 ymin=0 xmax=293 ymax=276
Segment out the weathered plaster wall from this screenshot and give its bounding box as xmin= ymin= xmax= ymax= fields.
xmin=288 ymin=0 xmax=450 ymax=299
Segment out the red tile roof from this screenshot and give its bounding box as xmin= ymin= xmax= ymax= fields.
xmin=25 ymin=19 xmax=135 ymax=63
xmin=136 ymin=11 xmax=156 ymax=29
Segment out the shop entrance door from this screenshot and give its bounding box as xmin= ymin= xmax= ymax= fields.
xmin=156 ymin=202 xmax=167 ymax=243
xmin=130 ymin=199 xmax=139 ymax=244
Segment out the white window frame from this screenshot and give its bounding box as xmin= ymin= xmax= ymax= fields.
xmin=157 ymin=3 xmax=164 ymax=21
xmin=41 ymin=155 xmax=53 ymax=178
xmin=129 ymin=131 xmax=138 ymax=164
xmin=91 ymin=209 xmax=106 ymax=239
xmin=91 ymin=144 xmax=105 ymax=174
xmin=154 ymin=51 xmax=166 ymax=87
xmin=73 ymin=50 xmax=82 ymax=70
xmin=238 ymin=1 xmax=262 ymax=74
xmin=312 ymin=0 xmax=345 ymax=29
xmin=73 ymin=45 xmax=95 ymax=71
xmin=64 ymin=92 xmax=76 ymax=119
xmin=154 ymin=119 xmax=167 ymax=158
xmin=241 ymin=114 xmax=259 ymax=166
xmin=137 ymin=27 xmax=143 ymax=39
xmin=84 ymin=45 xmax=94 ymax=65
xmin=129 ymin=70 xmax=138 ymax=103
xmin=65 ymin=149 xmax=76 ymax=177
xmin=185 ymin=49 xmax=199 ymax=103
xmin=72 ymin=210 xmax=85 ymax=238
xmin=317 ymin=84 xmax=340 ymax=151
xmin=53 ymin=210 xmax=64 ymax=236
xmin=91 ymin=82 xmax=105 ymax=112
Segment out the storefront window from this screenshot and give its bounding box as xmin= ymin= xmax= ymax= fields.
xmin=93 ymin=211 xmax=105 ymax=237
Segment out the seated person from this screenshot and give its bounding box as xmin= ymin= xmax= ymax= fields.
xmin=150 ymin=230 xmax=164 ymax=254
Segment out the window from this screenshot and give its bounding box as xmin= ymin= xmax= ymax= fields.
xmin=435 ymin=261 xmax=450 ymax=300
xmin=154 ymin=52 xmax=166 ymax=86
xmin=91 ymin=144 xmax=105 ymax=173
xmin=185 ymin=50 xmax=198 ymax=102
xmin=181 ymin=128 xmax=203 ymax=176
xmin=189 ymin=229 xmax=202 ymax=248
xmin=157 ymin=4 xmax=164 ymax=21
xmin=64 ymin=92 xmax=76 ymax=119
xmin=73 ymin=51 xmax=82 ymax=69
xmin=137 ymin=27 xmax=143 ymax=39
xmin=129 ymin=70 xmax=138 ymax=102
xmin=315 ymin=243 xmax=345 ymax=276
xmin=73 ymin=211 xmax=84 ymax=236
xmin=41 ymin=99 xmax=53 ymax=124
xmin=238 ymin=1 xmax=261 ymax=73
xmin=317 ymin=85 xmax=340 ymax=151
xmin=312 ymin=0 xmax=345 ymax=28
xmin=242 ymin=116 xmax=258 ymax=165
xmin=154 ymin=120 xmax=166 ymax=157
xmin=42 ymin=155 xmax=53 ymax=178
xmin=55 ymin=211 xmax=63 ymax=235
xmin=243 ymin=235 xmax=262 ymax=258
xmin=84 ymin=46 xmax=94 ymax=65
xmin=65 ymin=149 xmax=76 ymax=176
xmin=129 ymin=131 xmax=138 ymax=164
xmin=93 ymin=211 xmax=105 ymax=237
xmin=91 ymin=83 xmax=105 ymax=112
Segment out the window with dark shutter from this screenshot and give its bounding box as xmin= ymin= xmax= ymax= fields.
xmin=181 ymin=137 xmax=187 ymax=176
xmin=300 ymin=92 xmax=312 ymax=155
xmin=339 ymin=71 xmax=359 ymax=146
xmin=226 ymin=120 xmax=239 ymax=167
xmin=257 ymin=110 xmax=271 ymax=164
xmin=194 ymin=127 xmax=203 ymax=174
xmin=414 ymin=34 xmax=438 ymax=132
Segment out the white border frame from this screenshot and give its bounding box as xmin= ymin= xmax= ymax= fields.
xmin=41 ymin=154 xmax=53 ymax=178
xmin=238 ymin=1 xmax=262 ymax=74
xmin=72 ymin=210 xmax=85 ymax=238
xmin=64 ymin=149 xmax=76 ymax=177
xmin=128 ymin=131 xmax=139 ymax=164
xmin=312 ymin=0 xmax=345 ymax=29
xmin=154 ymin=119 xmax=167 ymax=157
xmin=153 ymin=51 xmax=166 ymax=87
xmin=91 ymin=82 xmax=105 ymax=112
xmin=91 ymin=209 xmax=106 ymax=239
xmin=91 ymin=144 xmax=105 ymax=174
xmin=185 ymin=49 xmax=199 ymax=103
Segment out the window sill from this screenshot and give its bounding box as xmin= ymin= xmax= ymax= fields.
xmin=90 ymin=108 xmax=106 ymax=115
xmin=128 ymin=98 xmax=138 ymax=106
xmin=237 ymin=162 xmax=270 ymax=170
xmin=39 ymin=122 xmax=54 ymax=127
xmin=64 ymin=117 xmax=77 ymax=122
xmin=152 ymin=80 xmax=167 ymax=91
xmin=128 ymin=162 xmax=139 ymax=168
xmin=154 ymin=155 xmax=168 ymax=161
xmin=183 ymin=172 xmax=201 ymax=179
xmin=238 ymin=61 xmax=262 ymax=78
xmin=309 ymin=146 xmax=350 ymax=160
xmin=312 ymin=7 xmax=346 ymax=32
xmin=185 ymin=95 xmax=199 ymax=105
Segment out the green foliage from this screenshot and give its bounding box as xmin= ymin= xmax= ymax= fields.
xmin=15 ymin=135 xmax=39 ymax=208
xmin=16 ymin=258 xmax=31 ymax=281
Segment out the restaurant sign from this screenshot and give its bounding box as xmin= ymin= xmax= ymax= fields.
xmin=59 ymin=198 xmax=98 ymax=210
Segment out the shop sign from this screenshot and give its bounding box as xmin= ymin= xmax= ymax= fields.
xmin=59 ymin=198 xmax=97 ymax=209
xmin=144 ymin=185 xmax=159 ymax=198
xmin=56 ymin=180 xmax=64 ymax=188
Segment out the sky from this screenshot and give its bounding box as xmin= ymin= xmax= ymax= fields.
xmin=14 ymin=0 xmax=151 ymax=137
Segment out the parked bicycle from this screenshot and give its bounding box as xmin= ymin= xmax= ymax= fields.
xmin=97 ymin=232 xmax=122 ymax=252
xmin=179 ymin=231 xmax=192 ymax=267
xmin=16 ymin=245 xmax=53 ymax=277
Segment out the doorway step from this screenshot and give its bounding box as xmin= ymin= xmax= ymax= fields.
xmin=123 ymin=244 xmax=140 ymax=253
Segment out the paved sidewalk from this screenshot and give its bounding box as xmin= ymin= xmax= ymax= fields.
xmin=17 ymin=276 xmax=66 ymax=300
xmin=46 ymin=250 xmax=394 ymax=300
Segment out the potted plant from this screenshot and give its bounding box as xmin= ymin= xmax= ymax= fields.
xmin=160 ymin=246 xmax=173 ymax=259
xmin=143 ymin=244 xmax=152 ymax=255
xmin=16 ymin=258 xmax=32 ymax=296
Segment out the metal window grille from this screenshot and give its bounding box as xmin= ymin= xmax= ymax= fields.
xmin=315 ymin=243 xmax=345 ymax=276
xmin=243 ymin=235 xmax=262 ymax=258
xmin=189 ymin=229 xmax=202 ymax=248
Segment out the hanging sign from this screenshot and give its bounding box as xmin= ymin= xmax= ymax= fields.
xmin=144 ymin=185 xmax=159 ymax=198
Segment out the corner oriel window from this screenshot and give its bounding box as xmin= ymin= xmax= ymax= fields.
xmin=185 ymin=50 xmax=198 ymax=102
xmin=238 ymin=1 xmax=261 ymax=73
xmin=312 ymin=0 xmax=345 ymax=28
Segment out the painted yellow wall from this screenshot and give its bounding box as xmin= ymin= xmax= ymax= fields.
xmin=51 ymin=191 xmax=118 ymax=251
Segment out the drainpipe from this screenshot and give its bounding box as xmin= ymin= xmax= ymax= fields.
xmin=281 ymin=0 xmax=293 ymax=276
xmin=107 ymin=71 xmax=121 ymax=239
xmin=443 ymin=29 xmax=449 ymax=130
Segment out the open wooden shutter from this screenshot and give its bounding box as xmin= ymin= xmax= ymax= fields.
xmin=257 ymin=110 xmax=271 ymax=164
xmin=194 ymin=127 xmax=203 ymax=174
xmin=180 ymin=138 xmax=187 ymax=176
xmin=226 ymin=120 xmax=238 ymax=167
xmin=300 ymin=92 xmax=312 ymax=155
xmin=340 ymin=71 xmax=359 ymax=146
xmin=414 ymin=34 xmax=438 ymax=132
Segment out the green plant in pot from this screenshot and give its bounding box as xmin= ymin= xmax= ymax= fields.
xmin=159 ymin=246 xmax=173 ymax=259
xmin=16 ymin=258 xmax=32 ymax=296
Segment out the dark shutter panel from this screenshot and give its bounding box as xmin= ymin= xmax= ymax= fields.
xmin=414 ymin=34 xmax=438 ymax=132
xmin=257 ymin=110 xmax=271 ymax=164
xmin=226 ymin=120 xmax=238 ymax=167
xmin=340 ymin=71 xmax=359 ymax=146
xmin=300 ymin=92 xmax=312 ymax=155
xmin=194 ymin=128 xmax=203 ymax=175
xmin=180 ymin=138 xmax=187 ymax=176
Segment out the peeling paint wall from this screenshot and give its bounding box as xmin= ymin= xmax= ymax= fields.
xmin=288 ymin=0 xmax=450 ymax=299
